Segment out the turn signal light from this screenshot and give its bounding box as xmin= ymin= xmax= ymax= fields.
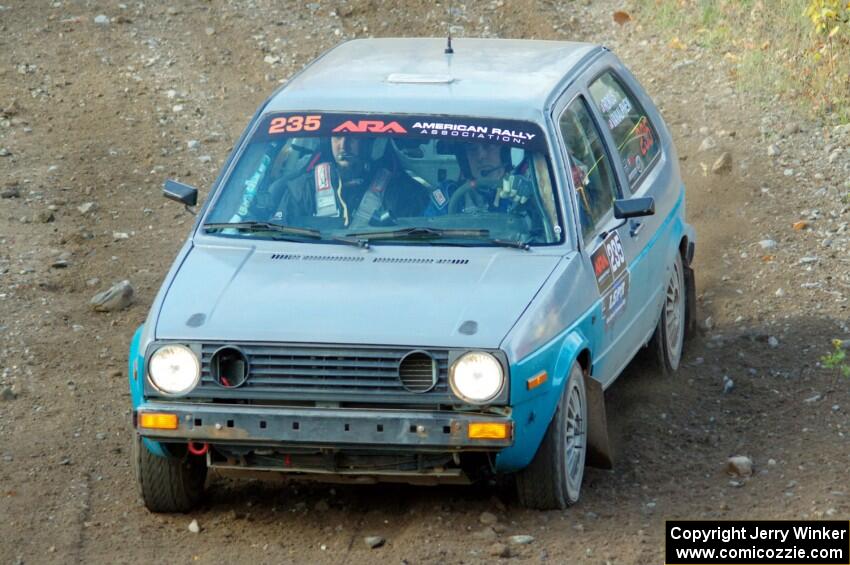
xmin=139 ymin=412 xmax=178 ymax=430
xmin=468 ymin=422 xmax=509 ymax=440
xmin=526 ymin=371 xmax=548 ymax=390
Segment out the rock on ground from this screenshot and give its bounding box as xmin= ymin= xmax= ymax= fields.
xmin=712 ymin=152 xmax=733 ymax=174
xmin=488 ymin=542 xmax=511 ymax=558
xmin=472 ymin=527 xmax=498 ymax=542
xmin=0 ymin=186 xmax=20 ymax=198
xmin=77 ymin=202 xmax=95 ymax=214
xmin=698 ymin=136 xmax=717 ymax=152
xmin=36 ymin=210 xmax=54 ymax=223
xmin=90 ymin=280 xmax=134 ymax=312
xmin=725 ymin=456 xmax=753 ymax=477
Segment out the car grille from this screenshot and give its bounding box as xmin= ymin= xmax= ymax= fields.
xmin=190 ymin=343 xmax=452 ymax=404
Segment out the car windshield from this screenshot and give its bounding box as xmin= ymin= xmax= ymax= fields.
xmin=204 ymin=113 xmax=562 ymax=246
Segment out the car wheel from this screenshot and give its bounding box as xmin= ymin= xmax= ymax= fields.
xmin=650 ymin=252 xmax=686 ymax=373
xmin=516 ymin=363 xmax=587 ymax=509
xmin=133 ymin=435 xmax=207 ymax=513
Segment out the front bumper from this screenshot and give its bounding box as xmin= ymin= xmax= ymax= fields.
xmin=135 ymin=402 xmax=514 ymax=450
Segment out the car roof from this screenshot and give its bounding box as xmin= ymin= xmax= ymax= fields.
xmin=265 ymin=38 xmax=603 ymax=122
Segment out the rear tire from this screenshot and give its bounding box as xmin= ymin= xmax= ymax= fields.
xmin=649 ymin=252 xmax=686 ymax=374
xmin=516 ymin=363 xmax=587 ymax=509
xmin=133 ymin=435 xmax=207 ymax=513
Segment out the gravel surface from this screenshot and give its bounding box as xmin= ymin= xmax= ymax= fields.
xmin=0 ymin=0 xmax=848 ymax=563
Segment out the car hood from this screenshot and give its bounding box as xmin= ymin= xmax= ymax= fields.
xmin=155 ymin=243 xmax=562 ymax=348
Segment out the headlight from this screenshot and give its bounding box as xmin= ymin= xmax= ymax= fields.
xmin=148 ymin=344 xmax=200 ymax=395
xmin=449 ymin=351 xmax=504 ymax=404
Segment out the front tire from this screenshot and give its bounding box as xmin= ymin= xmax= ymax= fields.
xmin=516 ymin=363 xmax=587 ymax=509
xmin=649 ymin=252 xmax=686 ymax=373
xmin=133 ymin=435 xmax=207 ymax=513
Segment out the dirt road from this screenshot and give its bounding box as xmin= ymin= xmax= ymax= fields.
xmin=1 ymin=1 xmax=848 ymax=563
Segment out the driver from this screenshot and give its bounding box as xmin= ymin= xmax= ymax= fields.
xmin=274 ymin=135 xmax=425 ymax=227
xmin=424 ymin=142 xmax=535 ymax=216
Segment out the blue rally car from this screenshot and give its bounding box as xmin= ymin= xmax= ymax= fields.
xmin=129 ymin=38 xmax=696 ymax=511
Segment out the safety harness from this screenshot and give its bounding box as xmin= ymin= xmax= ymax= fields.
xmin=312 ymin=163 xmax=391 ymax=226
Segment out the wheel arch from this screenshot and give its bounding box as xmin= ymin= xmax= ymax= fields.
xmin=576 ymin=347 xmax=592 ymax=375
xmin=496 ymin=331 xmax=609 ymax=472
xmin=555 ymin=340 xmax=613 ymax=469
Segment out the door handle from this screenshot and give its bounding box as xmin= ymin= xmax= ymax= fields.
xmin=629 ymin=220 xmax=643 ymax=237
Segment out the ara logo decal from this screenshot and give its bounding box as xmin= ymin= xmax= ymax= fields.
xmin=593 ymin=251 xmax=610 ymax=279
xmin=332 ymin=120 xmax=407 ymax=134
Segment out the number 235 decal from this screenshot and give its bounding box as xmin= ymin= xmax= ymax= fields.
xmin=268 ymin=115 xmax=321 ymax=134
xmin=590 ymin=232 xmax=626 ymax=294
xmin=590 ymin=232 xmax=629 ymax=328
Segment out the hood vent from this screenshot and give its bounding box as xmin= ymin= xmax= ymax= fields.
xmin=373 ymin=257 xmax=469 ymax=265
xmin=270 ymin=253 xmax=365 ymax=263
xmin=303 ymin=254 xmax=365 ymax=262
xmin=269 ymin=254 xmax=467 ymax=265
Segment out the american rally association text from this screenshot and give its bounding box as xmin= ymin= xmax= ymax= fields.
xmin=669 ymin=525 xmax=848 ymax=545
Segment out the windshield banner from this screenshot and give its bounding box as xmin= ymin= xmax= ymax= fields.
xmin=255 ymin=112 xmax=548 ymax=151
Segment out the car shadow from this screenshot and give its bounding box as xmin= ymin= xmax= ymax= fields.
xmin=195 ymin=312 xmax=840 ymax=521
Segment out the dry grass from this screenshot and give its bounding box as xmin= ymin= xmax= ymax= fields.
xmin=632 ymin=0 xmax=850 ymax=122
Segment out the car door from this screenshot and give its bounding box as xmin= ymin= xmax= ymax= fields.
xmin=587 ymin=66 xmax=678 ymax=348
xmin=556 ymin=95 xmax=638 ymax=387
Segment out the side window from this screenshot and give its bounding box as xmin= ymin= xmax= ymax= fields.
xmin=589 ymin=71 xmax=660 ymax=187
xmin=559 ymin=97 xmax=620 ymax=240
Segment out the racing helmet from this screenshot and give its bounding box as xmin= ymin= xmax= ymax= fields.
xmin=452 ymin=141 xmax=513 ymax=181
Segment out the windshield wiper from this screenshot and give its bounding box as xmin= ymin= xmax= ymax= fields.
xmin=347 ymin=227 xmax=489 ymax=240
xmin=490 ymin=239 xmax=531 ymax=251
xmin=203 ymin=221 xmax=321 ymax=239
xmin=331 ymin=236 xmax=370 ymax=249
xmin=346 ymin=227 xmax=531 ymax=251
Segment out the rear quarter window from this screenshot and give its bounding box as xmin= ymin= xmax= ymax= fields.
xmin=589 ymin=71 xmax=660 ymax=187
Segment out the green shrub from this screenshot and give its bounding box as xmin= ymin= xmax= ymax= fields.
xmin=822 ymin=339 xmax=850 ymax=378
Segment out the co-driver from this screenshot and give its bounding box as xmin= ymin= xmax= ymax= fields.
xmin=424 ymin=141 xmax=536 ymax=216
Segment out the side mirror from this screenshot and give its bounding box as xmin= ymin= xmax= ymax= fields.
xmin=163 ymin=179 xmax=198 ymax=207
xmin=614 ymin=197 xmax=655 ymax=219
